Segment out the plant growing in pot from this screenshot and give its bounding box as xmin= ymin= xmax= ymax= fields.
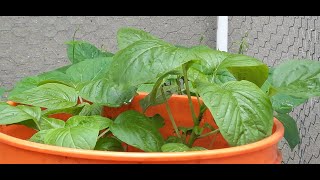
xmin=0 ymin=27 xmax=319 ymax=164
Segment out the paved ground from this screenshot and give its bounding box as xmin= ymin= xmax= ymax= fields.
xmin=0 ymin=16 xmax=216 ymax=89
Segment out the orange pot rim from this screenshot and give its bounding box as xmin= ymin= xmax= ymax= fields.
xmin=0 ymin=118 xmax=284 ymax=162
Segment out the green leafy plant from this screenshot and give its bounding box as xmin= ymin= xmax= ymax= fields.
xmin=1 ymin=27 xmax=319 ymax=152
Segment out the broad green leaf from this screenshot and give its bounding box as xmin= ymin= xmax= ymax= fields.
xmin=218 ymin=54 xmax=266 ymax=69
xmin=16 ymin=105 xmax=41 ymax=122
xmin=74 ymin=82 xmax=88 ymax=92
xmin=188 ymin=66 xmax=236 ymax=85
xmin=14 ymin=106 xmax=47 ymax=130
xmin=137 ymin=84 xmax=154 ymax=93
xmin=95 ymin=137 xmax=124 ymax=152
xmin=183 ymin=60 xmax=201 ymax=72
xmin=275 ymin=113 xmax=300 ymax=150
xmin=219 ymin=54 xmax=268 ymax=87
xmin=161 ymin=143 xmax=189 ymax=152
xmin=139 ymin=71 xmax=180 ymax=112
xmin=17 ymin=119 xmax=39 ymax=130
xmin=161 ymin=143 xmax=207 ymax=152
xmin=188 ymin=66 xmax=209 ymax=82
xmin=38 ymin=117 xmax=65 ymax=130
xmin=37 ymin=71 xmax=75 ymax=88
xmin=29 ymin=130 xmax=50 ymax=143
xmin=260 ymin=68 xmax=274 ymax=94
xmin=0 ymin=104 xmax=41 ymax=125
xmin=189 ymin=146 xmax=207 ymax=151
xmin=81 ymin=39 xmax=195 ymax=107
xmin=110 ymin=110 xmax=164 ymax=152
xmin=191 ymin=46 xmax=268 ymax=87
xmin=42 ymin=104 xmax=86 ymax=116
xmin=117 ymin=27 xmax=159 ymax=50
xmin=261 ymin=79 xmax=273 ymax=95
xmin=267 ymin=87 xmax=278 ymax=97
xmin=195 ymin=80 xmax=273 ymax=146
xmin=149 ymin=114 xmax=165 ymax=129
xmin=187 ymin=82 xmax=198 ymax=95
xmin=264 ymin=66 xmax=307 ymax=113
xmin=8 ymin=76 xmax=39 ymax=98
xmin=8 ymin=71 xmax=74 ymax=98
xmin=79 ymin=79 xmax=137 ymax=107
xmin=165 ymin=136 xmax=183 ymax=144
xmin=272 ymin=60 xmax=320 ymax=98
xmin=67 ymin=41 xmax=113 ymax=64
xmin=109 ymin=39 xmax=195 ymax=87
xmin=260 ymin=68 xmax=278 ymax=97
xmin=66 ymin=57 xmax=113 ymax=86
xmin=44 ymin=126 xmax=99 ymax=150
xmin=191 ymin=46 xmax=230 ymax=74
xmin=79 ymin=103 xmax=103 ymax=116
xmin=55 ymin=65 xmax=72 ymax=73
xmin=9 ymin=83 xmax=78 ymax=110
xmin=271 ymin=93 xmax=307 ymax=113
xmin=66 ymin=115 xmax=112 ymax=130
xmin=213 ymin=70 xmax=237 ymax=84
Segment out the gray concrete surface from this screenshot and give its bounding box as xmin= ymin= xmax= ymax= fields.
xmin=1 ymin=16 xmax=320 ymax=163
xmin=0 ymin=16 xmax=216 ymax=89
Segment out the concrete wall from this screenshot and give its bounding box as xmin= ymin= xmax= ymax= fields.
xmin=1 ymin=16 xmax=320 ymax=163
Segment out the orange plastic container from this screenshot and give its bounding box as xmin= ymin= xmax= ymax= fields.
xmin=0 ymin=93 xmax=284 ymax=164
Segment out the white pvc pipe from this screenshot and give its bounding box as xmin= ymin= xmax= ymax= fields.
xmin=216 ymin=16 xmax=228 ymax=52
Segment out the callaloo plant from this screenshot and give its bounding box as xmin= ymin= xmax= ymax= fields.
xmin=1 ymin=27 xmax=319 ymax=152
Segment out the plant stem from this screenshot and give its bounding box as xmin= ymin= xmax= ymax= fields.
xmin=161 ymin=87 xmax=181 ymax=138
xmin=197 ymin=129 xmax=220 ymax=139
xmin=196 ymin=93 xmax=201 ymax=107
xmin=79 ymin=96 xmax=84 ymax=104
xmin=187 ymin=131 xmax=197 ymax=147
xmin=33 ymin=119 xmax=41 ymax=131
xmin=182 ymin=65 xmax=198 ymax=125
xmin=209 ymin=132 xmax=219 ymax=149
xmin=181 ymin=134 xmax=187 ymax=144
xmin=182 ymin=64 xmax=201 ymax=147
xmin=187 ymin=105 xmax=209 ymax=146
xmin=197 ymin=104 xmax=208 ymax=122
xmin=238 ymin=31 xmax=249 ymax=54
xmin=98 ymin=128 xmax=110 ymax=139
xmin=176 ymin=76 xmax=182 ymax=95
